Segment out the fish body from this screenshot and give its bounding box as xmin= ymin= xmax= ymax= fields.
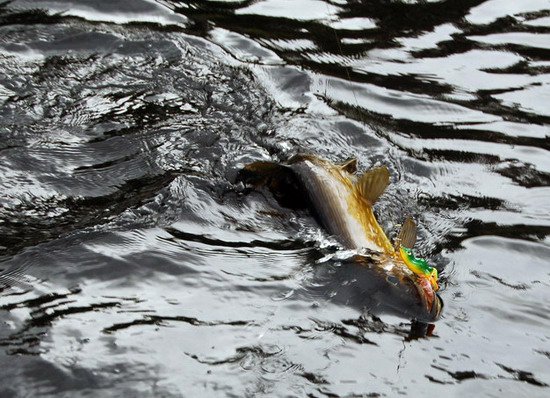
xmin=287 ymin=155 xmax=393 ymax=252
xmin=239 ymin=154 xmax=443 ymax=322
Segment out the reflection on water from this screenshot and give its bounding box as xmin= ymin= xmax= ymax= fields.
xmin=0 ymin=0 xmax=549 ymax=396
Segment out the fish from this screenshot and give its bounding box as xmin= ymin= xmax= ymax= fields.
xmin=237 ymin=154 xmax=443 ymax=323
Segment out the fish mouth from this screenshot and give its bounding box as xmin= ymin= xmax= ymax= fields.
xmin=416 ymin=276 xmax=443 ymax=321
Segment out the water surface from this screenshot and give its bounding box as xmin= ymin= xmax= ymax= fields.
xmin=1 ymin=0 xmax=549 ymax=396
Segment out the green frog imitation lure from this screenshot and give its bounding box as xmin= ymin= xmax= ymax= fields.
xmin=395 ymin=216 xmax=440 ymax=292
xmin=399 ymin=246 xmax=439 ymax=291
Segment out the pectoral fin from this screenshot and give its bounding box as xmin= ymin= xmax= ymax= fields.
xmin=236 ymin=161 xmax=306 ymax=209
xmin=396 ymin=217 xmax=417 ymax=249
xmin=356 ymin=166 xmax=390 ymax=204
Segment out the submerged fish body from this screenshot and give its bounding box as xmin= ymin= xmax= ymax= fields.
xmin=239 ymin=154 xmax=443 ymax=322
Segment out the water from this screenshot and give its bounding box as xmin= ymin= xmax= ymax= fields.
xmin=0 ymin=0 xmax=549 ymax=396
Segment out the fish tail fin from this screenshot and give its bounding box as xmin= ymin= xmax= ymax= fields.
xmin=236 ymin=161 xmax=306 ymax=209
xmin=236 ymin=161 xmax=289 ymax=187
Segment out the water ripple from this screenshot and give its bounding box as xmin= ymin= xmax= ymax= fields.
xmin=1 ymin=0 xmax=550 ymax=396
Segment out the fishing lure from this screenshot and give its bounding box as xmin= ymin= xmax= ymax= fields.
xmin=399 ymin=246 xmax=439 ymax=291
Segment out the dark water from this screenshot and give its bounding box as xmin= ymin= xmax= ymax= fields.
xmin=1 ymin=0 xmax=549 ymax=396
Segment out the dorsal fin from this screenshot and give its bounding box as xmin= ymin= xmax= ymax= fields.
xmin=356 ymin=166 xmax=390 ymax=204
xmin=339 ymin=158 xmax=358 ymax=174
xmin=396 ymin=217 xmax=417 ymax=249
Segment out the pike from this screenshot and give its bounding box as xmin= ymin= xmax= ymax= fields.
xmin=238 ymin=154 xmax=443 ymax=323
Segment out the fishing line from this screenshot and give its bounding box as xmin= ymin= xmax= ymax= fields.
xmin=324 ymin=1 xmax=362 ymax=115
xmin=253 ymin=2 xmax=367 ymax=345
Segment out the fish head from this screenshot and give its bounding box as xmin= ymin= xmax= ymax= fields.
xmin=306 ymin=254 xmax=443 ymax=323
xmin=375 ymin=254 xmax=443 ymax=323
xmin=414 ymin=273 xmax=444 ymax=321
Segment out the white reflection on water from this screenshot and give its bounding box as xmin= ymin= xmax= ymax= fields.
xmin=236 ymin=0 xmax=341 ymax=21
